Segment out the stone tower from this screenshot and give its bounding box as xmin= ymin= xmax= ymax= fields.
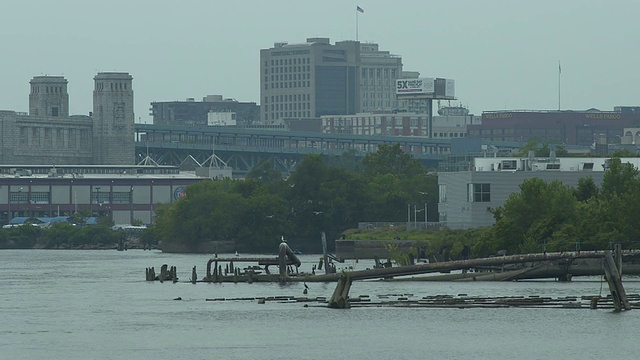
xmin=29 ymin=76 xmax=69 ymax=117
xmin=92 ymin=72 xmax=134 ymax=165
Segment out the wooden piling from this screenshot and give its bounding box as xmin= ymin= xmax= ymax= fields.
xmin=615 ymin=243 xmax=623 ymax=277
xmin=160 ymin=264 xmax=168 ymax=282
xmin=191 ymin=266 xmax=197 ymax=284
xmin=602 ymin=251 xmax=631 ymax=312
xmin=171 ymin=266 xmax=178 ymax=283
xmin=328 ymin=274 xmax=352 ymax=309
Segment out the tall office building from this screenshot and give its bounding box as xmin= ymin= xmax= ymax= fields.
xmin=359 ymin=43 xmax=403 ymax=113
xmin=260 ymin=38 xmax=361 ymax=123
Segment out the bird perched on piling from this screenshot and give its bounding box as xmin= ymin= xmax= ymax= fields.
xmin=303 ymin=282 xmax=309 ymax=295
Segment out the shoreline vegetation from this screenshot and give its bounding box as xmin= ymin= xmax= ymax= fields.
xmin=3 ymin=148 xmax=640 ymax=260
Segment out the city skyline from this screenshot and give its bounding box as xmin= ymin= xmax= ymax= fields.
xmin=1 ymin=0 xmax=638 ymax=123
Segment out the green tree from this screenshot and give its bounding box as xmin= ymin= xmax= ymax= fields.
xmin=245 ymin=158 xmax=284 ymax=184
xmin=600 ymin=157 xmax=640 ymax=198
xmin=362 ymin=143 xmax=426 ymax=178
xmin=574 ymin=176 xmax=599 ymax=202
xmin=491 ymin=178 xmax=579 ymax=254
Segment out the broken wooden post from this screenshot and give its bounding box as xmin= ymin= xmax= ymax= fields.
xmin=191 ymin=266 xmax=197 ymax=284
xmin=602 ymin=250 xmax=631 ymax=312
xmin=160 ymin=264 xmax=168 ymax=282
xmin=171 ymin=266 xmax=178 ymax=283
xmin=328 ymin=273 xmax=352 ymax=309
xmin=615 ymin=243 xmax=623 ymax=277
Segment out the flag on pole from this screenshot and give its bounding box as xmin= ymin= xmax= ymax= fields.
xmin=357 ymin=6 xmax=364 ymax=13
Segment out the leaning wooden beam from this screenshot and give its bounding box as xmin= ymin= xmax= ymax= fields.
xmin=603 ymin=251 xmax=631 ymax=312
xmin=344 ymin=251 xmax=608 ymax=282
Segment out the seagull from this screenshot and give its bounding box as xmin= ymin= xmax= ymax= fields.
xmin=266 ymin=215 xmax=274 ymax=219
xmin=313 ymin=211 xmax=322 ymax=215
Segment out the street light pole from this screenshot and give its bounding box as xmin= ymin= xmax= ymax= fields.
xmin=407 ymin=203 xmax=410 ymax=229
xmin=95 ymin=187 xmax=101 ymax=217
xmin=18 ymin=188 xmax=23 ymax=218
xmin=424 ymin=202 xmax=428 ymax=226
xmin=129 ymin=186 xmax=134 ymax=225
xmin=7 ymin=188 xmax=11 ymax=224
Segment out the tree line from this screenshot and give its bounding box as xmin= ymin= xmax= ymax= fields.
xmin=4 ymin=142 xmax=638 ymax=256
xmin=152 ymin=145 xmax=640 ymax=256
xmin=152 ymin=144 xmax=437 ymax=252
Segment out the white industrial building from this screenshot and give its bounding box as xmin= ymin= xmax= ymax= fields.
xmin=438 ymin=155 xmax=639 ymax=229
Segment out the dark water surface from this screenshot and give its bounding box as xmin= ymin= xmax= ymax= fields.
xmin=1 ymin=250 xmax=639 ymax=359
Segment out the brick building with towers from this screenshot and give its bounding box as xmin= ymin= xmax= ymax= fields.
xmin=0 ymin=72 xmax=135 ymax=165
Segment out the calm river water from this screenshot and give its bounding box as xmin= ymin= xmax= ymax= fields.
xmin=1 ymin=250 xmax=639 ymax=360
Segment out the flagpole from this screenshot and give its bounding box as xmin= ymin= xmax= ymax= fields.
xmin=558 ymin=61 xmax=561 ymax=111
xmin=356 ymin=9 xmax=359 ymax=41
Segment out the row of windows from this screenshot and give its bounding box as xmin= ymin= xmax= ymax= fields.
xmin=92 ymin=191 xmax=133 ymax=204
xmin=362 ymin=92 xmax=395 ymax=99
xmin=266 ymin=65 xmax=311 ymax=74
xmin=266 ymin=81 xmax=311 ymax=89
xmin=361 ymin=68 xmax=397 ymax=79
xmin=31 ymin=86 xmax=65 ymax=94
xmin=19 ymin=127 xmax=90 ymax=149
xmin=361 ymin=79 xmax=394 ymax=86
xmin=268 ymin=53 xmax=310 ymax=62
xmin=8 ymin=191 xmax=133 ymax=205
xmin=268 ymin=103 xmax=310 ymax=111
xmin=265 ymin=94 xmax=311 ymax=104
xmin=95 ymin=82 xmax=128 ymax=91
xmin=266 ymin=73 xmax=310 ymax=82
xmin=266 ymin=111 xmax=312 ymax=120
xmin=432 ymin=132 xmax=466 ymax=138
xmin=362 ymin=100 xmax=395 ymax=108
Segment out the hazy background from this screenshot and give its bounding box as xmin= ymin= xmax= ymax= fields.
xmin=0 ymin=0 xmax=637 ymax=123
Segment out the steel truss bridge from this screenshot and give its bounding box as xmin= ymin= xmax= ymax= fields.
xmin=133 ymin=124 xmax=520 ymax=176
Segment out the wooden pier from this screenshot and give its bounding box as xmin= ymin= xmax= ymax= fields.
xmin=145 ymin=248 xmax=637 ymax=311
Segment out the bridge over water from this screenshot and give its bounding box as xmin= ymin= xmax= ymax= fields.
xmin=133 ymin=124 xmax=587 ymax=175
xmin=134 ymin=124 xmax=453 ymax=174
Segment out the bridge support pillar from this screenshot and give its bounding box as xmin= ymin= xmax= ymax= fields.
xmin=328 ymin=273 xmax=352 ymax=309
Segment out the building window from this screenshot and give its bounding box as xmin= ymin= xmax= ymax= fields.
xmin=468 ymin=183 xmax=490 ymax=202
xmin=112 ymin=192 xmax=132 ymax=204
xmin=439 ymin=184 xmax=447 ymax=203
xmin=10 ymin=191 xmax=28 ymax=204
xmin=30 ymin=192 xmax=50 ymax=204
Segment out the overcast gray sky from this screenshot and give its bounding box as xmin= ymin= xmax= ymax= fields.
xmin=1 ymin=0 xmax=637 ymax=122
